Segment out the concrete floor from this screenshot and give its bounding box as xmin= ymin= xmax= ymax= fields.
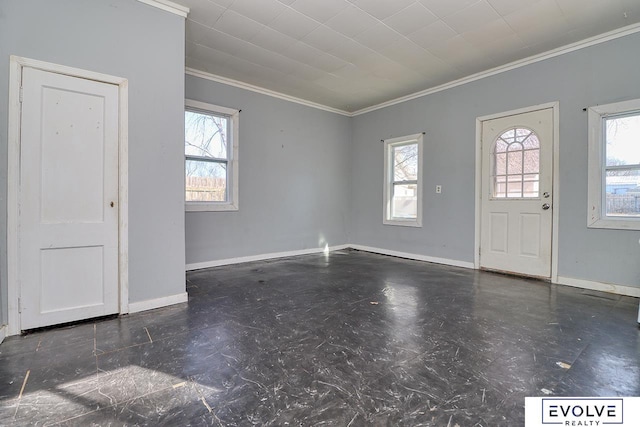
xmin=0 ymin=249 xmax=638 ymax=425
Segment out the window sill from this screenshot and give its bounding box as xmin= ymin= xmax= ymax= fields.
xmin=588 ymin=217 xmax=640 ymax=231
xmin=186 ymin=202 xmax=238 ymax=212
xmin=383 ymin=218 xmax=422 ymax=228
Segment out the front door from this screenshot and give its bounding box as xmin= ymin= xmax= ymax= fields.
xmin=19 ymin=67 xmax=120 ymax=329
xmin=480 ymin=108 xmax=554 ymax=278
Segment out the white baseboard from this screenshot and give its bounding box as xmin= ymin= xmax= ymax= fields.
xmin=128 ymin=292 xmax=189 ymax=314
xmin=348 ymin=244 xmax=475 ymax=269
xmin=556 ymin=276 xmax=640 ymax=298
xmin=185 ymin=244 xmax=640 ymax=299
xmin=0 ymin=325 xmax=6 ymax=344
xmin=186 ymin=244 xmax=350 ymax=271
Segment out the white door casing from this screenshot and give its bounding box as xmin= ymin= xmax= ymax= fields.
xmin=9 ymin=59 xmax=128 ymax=331
xmin=479 ymin=107 xmax=554 ymax=279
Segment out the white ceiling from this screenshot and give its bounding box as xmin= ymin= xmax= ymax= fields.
xmin=176 ymin=0 xmax=640 ymax=113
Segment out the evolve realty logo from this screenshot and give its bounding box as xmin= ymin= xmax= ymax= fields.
xmin=541 ymin=398 xmax=623 ymax=426
xmin=526 ymin=397 xmax=639 ymax=426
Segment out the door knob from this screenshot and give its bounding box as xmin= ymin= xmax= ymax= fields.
xmin=542 ymin=203 xmax=550 ymax=210
xmin=110 ymin=201 xmax=114 ymax=207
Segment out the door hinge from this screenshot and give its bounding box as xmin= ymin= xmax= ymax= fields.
xmin=18 ymin=297 xmax=22 ymax=314
xmin=19 ymin=86 xmax=23 ymax=103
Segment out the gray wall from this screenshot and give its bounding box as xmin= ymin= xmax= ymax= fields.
xmin=1 ymin=0 xmax=637 ymax=331
xmin=0 ymin=0 xmax=187 ymax=324
xmin=351 ymin=32 xmax=640 ymax=287
xmin=185 ymin=75 xmax=351 ymax=265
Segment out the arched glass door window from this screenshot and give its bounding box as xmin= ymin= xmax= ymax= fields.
xmin=493 ymin=128 xmax=540 ymax=198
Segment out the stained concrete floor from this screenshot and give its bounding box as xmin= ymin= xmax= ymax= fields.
xmin=0 ymin=249 xmax=638 ymax=426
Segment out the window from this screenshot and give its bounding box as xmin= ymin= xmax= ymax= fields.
xmin=588 ymin=98 xmax=640 ymax=229
xmin=492 ymin=127 xmax=540 ymax=199
xmin=383 ymin=133 xmax=423 ymax=227
xmin=185 ymin=99 xmax=239 ymax=211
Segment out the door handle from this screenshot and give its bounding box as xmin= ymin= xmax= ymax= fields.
xmin=542 ymin=203 xmax=550 ymax=210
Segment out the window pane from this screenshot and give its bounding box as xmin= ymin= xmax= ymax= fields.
xmin=605 ymin=169 xmax=640 ymax=217
xmin=523 ymin=174 xmax=539 ymax=197
xmin=515 ymin=128 xmax=532 ymax=143
xmin=392 ymin=183 xmax=417 ymax=219
xmin=507 ymin=147 xmax=523 ymax=175
xmin=185 ymin=111 xmax=228 ymax=159
xmin=495 ymin=140 xmax=508 ymax=153
xmin=605 ymin=113 xmax=640 ymax=166
xmin=185 ymin=160 xmax=227 ymax=202
xmin=494 ymin=175 xmax=507 ymax=198
xmin=605 ymin=114 xmax=640 ymax=166
xmin=393 ymin=144 xmax=418 ymax=181
xmin=523 ymin=149 xmax=540 ymax=173
xmin=495 ymin=153 xmax=506 ymax=175
xmin=501 ymin=129 xmax=516 ymax=143
xmin=507 ymin=141 xmax=523 ymax=152
xmin=522 ymin=133 xmax=539 ymax=149
xmin=507 ymin=175 xmax=523 ymax=198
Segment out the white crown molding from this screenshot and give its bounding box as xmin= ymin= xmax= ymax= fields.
xmin=136 ymin=0 xmax=189 ymax=18
xmin=185 ymin=68 xmax=351 ymax=117
xmin=351 ymin=22 xmax=640 ymax=116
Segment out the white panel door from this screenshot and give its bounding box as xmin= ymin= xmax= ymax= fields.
xmin=480 ymin=108 xmax=554 ymax=278
xmin=19 ymin=67 xmax=119 ymax=329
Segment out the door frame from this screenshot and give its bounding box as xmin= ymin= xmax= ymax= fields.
xmin=474 ymin=102 xmax=560 ymax=282
xmin=7 ymin=56 xmax=129 ymax=335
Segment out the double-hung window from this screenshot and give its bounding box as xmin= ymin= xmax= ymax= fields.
xmin=185 ymin=99 xmax=239 ymax=211
xmin=383 ymin=133 xmax=423 ymax=227
xmin=588 ymin=98 xmax=640 ymax=229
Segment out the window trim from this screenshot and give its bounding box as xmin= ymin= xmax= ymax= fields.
xmin=587 ymin=98 xmax=640 ymax=229
xmin=383 ymin=133 xmax=423 ymax=227
xmin=185 ymin=99 xmax=239 ymax=212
